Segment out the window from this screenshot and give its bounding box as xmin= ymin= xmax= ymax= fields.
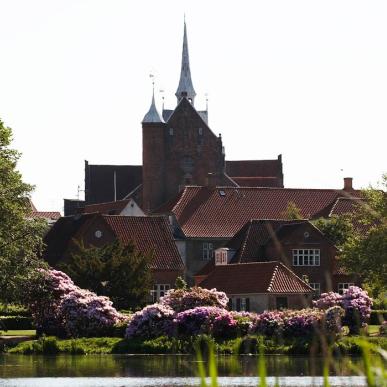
xmin=202 ymin=242 xmax=214 ymax=260
xmin=150 ymin=284 xmax=170 ymax=302
xmin=231 ymin=297 xmax=250 ymax=312
xmin=338 ymin=283 xmax=354 ymax=295
xmin=276 ymin=297 xmax=288 ymax=309
xmin=169 ymin=128 xmax=174 ymax=135
xmin=309 ymin=283 xmax=321 ymax=296
xmin=198 ymin=127 xmax=203 ymax=135
xmin=292 ymin=249 xmax=320 ymax=266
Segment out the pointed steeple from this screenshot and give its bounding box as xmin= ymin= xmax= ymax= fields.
xmin=142 ymin=83 xmax=164 ymax=124
xmin=175 ymin=19 xmax=196 ymax=105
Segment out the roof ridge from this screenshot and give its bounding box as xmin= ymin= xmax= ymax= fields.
xmin=267 ymin=263 xmax=279 ymax=292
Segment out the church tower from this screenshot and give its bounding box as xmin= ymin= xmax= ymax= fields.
xmin=142 ymin=21 xmax=228 ymax=213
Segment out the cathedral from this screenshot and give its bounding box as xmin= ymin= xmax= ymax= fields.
xmin=64 ymin=21 xmax=283 ymax=215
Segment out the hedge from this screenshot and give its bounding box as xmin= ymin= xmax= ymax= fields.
xmin=0 ymin=316 xmax=34 ymax=330
xmin=369 ymin=310 xmax=387 ymax=325
xmin=0 ymin=304 xmax=30 ymax=317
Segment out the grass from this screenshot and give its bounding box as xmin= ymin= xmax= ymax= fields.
xmin=6 ymin=334 xmax=387 ymax=355
xmin=0 ymin=330 xmax=36 ymax=336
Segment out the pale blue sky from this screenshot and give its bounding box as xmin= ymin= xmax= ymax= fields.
xmin=0 ymin=0 xmax=386 ymax=212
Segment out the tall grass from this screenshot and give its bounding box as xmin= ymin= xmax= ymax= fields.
xmin=195 ymin=336 xmax=387 ymax=387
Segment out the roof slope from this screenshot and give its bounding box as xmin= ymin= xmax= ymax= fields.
xmin=82 ymin=199 xmax=130 ymax=215
xmin=31 ymin=211 xmax=61 ymax=220
xmin=102 ymin=215 xmax=184 ymax=271
xmin=43 ymin=213 xmax=97 ymax=266
xmin=200 ymin=261 xmax=313 ymax=294
xmin=158 ymin=186 xmax=361 ymax=238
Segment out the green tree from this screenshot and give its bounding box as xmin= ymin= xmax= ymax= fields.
xmin=341 ymin=174 xmax=387 ymax=296
xmin=313 ymin=215 xmax=355 ymax=248
xmin=282 ymin=201 xmax=303 ymax=220
xmin=0 ymin=119 xmax=47 ymax=304
xmin=59 ymin=240 xmax=153 ymax=310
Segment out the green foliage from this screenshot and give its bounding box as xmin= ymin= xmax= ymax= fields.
xmin=369 ymin=310 xmax=387 ymax=325
xmin=174 ymin=276 xmax=187 ymax=290
xmin=59 ymin=240 xmax=153 ymax=310
xmin=0 ymin=315 xmax=33 ymax=330
xmin=313 ymin=215 xmax=355 ymax=248
xmin=340 ymin=174 xmax=387 ymax=297
xmin=282 ymin=201 xmax=303 ymax=220
xmin=0 ymin=303 xmax=29 ymax=316
xmin=0 ymin=119 xmax=47 ymax=304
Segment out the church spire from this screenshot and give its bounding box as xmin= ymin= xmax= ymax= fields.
xmin=142 ymin=79 xmax=164 ymax=124
xmin=175 ymin=19 xmax=196 ymax=105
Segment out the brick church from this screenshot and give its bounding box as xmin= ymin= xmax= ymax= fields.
xmin=64 ymin=21 xmax=283 ymax=215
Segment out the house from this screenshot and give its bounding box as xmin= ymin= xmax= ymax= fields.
xmin=198 ymin=261 xmax=314 ymax=312
xmin=28 ymin=200 xmax=61 ymax=226
xmin=43 ymin=213 xmax=185 ymax=301
xmin=195 ymin=219 xmax=358 ymax=295
xmin=155 ymin=180 xmax=360 ymax=282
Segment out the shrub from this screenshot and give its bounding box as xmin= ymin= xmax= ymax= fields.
xmin=230 ymin=311 xmax=258 ymax=336
xmin=160 ymin=287 xmax=229 ymax=313
xmin=380 ymin=321 xmax=387 ymax=336
xmin=314 ymin=286 xmax=373 ymax=335
xmin=370 ymin=310 xmax=387 ymax=325
xmin=0 ymin=316 xmax=34 ymax=330
xmin=325 ymin=306 xmax=345 ymax=336
xmin=341 ymin=286 xmax=373 ymax=334
xmin=27 ymin=269 xmax=127 ymax=337
xmin=125 ymin=304 xmax=175 ymax=339
xmin=250 ymin=311 xmax=285 ymax=337
xmin=174 ymin=306 xmax=237 ymax=339
xmin=282 ymin=309 xmax=325 ymax=338
xmin=313 ymin=291 xmax=342 ymax=310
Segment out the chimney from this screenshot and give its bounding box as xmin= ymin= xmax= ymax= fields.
xmin=206 ymin=172 xmax=217 ymax=190
xmin=343 ymin=177 xmax=353 ymax=191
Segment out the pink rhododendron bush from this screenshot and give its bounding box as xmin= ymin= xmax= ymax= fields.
xmin=125 ymin=287 xmax=343 ymax=340
xmin=314 ymin=286 xmax=373 ymax=334
xmin=159 ymin=287 xmax=229 ymax=312
xmin=27 ymin=269 xmax=128 ymax=337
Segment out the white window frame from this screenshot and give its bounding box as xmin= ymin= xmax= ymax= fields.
xmin=309 ymin=282 xmax=321 ymax=296
xmin=338 ymin=283 xmax=354 ymax=295
xmin=150 ymin=284 xmax=170 ymax=302
xmin=292 ymin=249 xmax=320 ymax=266
xmin=202 ymin=242 xmax=214 ymax=260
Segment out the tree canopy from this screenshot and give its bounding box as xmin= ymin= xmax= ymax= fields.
xmin=340 ymin=174 xmax=387 ymax=296
xmin=59 ymin=240 xmax=153 ymax=310
xmin=0 ymin=119 xmax=47 ymax=304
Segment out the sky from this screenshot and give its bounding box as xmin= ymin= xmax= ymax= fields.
xmin=0 ymin=0 xmax=386 ymax=213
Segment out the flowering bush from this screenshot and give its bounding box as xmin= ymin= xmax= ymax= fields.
xmin=174 ymin=306 xmax=237 ymax=339
xmin=324 ymin=306 xmax=345 ymax=335
xmin=125 ymin=303 xmax=175 ymax=339
xmin=230 ymin=311 xmax=258 ymax=336
xmin=250 ymin=311 xmax=285 ymax=336
xmin=341 ymin=286 xmax=373 ymax=334
xmin=28 ymin=269 xmax=127 ymax=337
xmin=313 ymin=292 xmax=342 ymax=310
xmin=282 ymin=309 xmax=325 ymax=337
xmin=160 ymin=287 xmax=229 ymax=313
xmin=314 ymin=286 xmax=373 ymax=335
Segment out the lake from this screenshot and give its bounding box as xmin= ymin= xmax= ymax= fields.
xmin=0 ymin=354 xmax=369 ymax=386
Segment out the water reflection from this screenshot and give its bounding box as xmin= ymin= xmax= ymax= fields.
xmin=0 ymin=354 xmax=367 ymax=378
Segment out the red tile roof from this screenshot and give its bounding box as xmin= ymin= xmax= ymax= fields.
xmin=82 ymin=199 xmax=131 ymax=215
xmin=32 ymin=211 xmax=61 ymax=220
xmin=102 ymin=215 xmax=184 ymax=271
xmin=231 ymin=177 xmax=281 ymax=187
xmin=157 ymin=186 xmax=361 ymax=238
xmin=329 ymin=197 xmax=364 ymax=217
xmin=199 ymin=261 xmax=313 ymax=294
